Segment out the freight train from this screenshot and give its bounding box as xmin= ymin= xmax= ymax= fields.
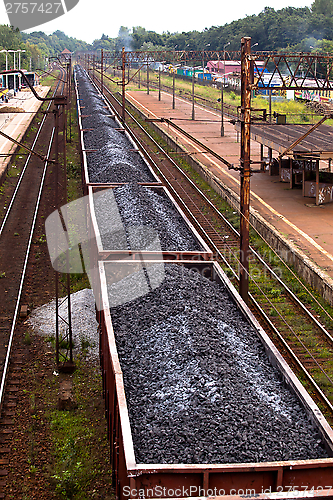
xmin=73 ymin=65 xmax=333 ymax=500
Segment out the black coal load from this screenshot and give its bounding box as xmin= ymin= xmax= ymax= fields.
xmin=111 ymin=264 xmax=329 ymax=464
xmin=94 ymin=184 xmax=203 ymax=252
xmin=75 ymin=66 xmax=155 ymax=183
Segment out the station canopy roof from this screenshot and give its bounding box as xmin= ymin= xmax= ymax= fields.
xmin=246 ymin=122 xmax=333 ymax=160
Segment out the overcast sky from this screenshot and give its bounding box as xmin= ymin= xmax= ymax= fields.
xmin=1 ymin=0 xmax=314 ymax=44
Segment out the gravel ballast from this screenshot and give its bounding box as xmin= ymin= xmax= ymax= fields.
xmin=94 ymin=183 xmax=203 ymax=252
xmin=28 ymin=289 xmax=99 ymax=358
xmin=75 ymin=67 xmax=156 ymax=184
xmin=110 ymin=263 xmax=329 ymax=464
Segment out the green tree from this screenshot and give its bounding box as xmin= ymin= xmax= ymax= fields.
xmin=92 ymin=34 xmax=115 ymax=52
xmin=312 ymin=0 xmax=333 ymax=16
xmin=0 ymin=25 xmax=22 ymax=51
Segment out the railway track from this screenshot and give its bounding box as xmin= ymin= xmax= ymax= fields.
xmin=137 ymin=78 xmax=237 ymax=117
xmin=85 ymin=67 xmax=333 ymax=422
xmin=103 ymin=66 xmax=239 ymax=118
xmin=0 ymin=66 xmax=67 ymax=494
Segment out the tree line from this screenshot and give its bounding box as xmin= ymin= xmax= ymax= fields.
xmin=1 ymin=0 xmax=333 ymax=73
xmin=0 ymin=26 xmax=90 ymax=71
xmin=92 ymin=0 xmax=333 ymax=55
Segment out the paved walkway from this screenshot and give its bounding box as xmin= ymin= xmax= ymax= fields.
xmin=127 ymin=89 xmax=333 ymax=280
xmin=0 ymin=86 xmax=50 ymax=182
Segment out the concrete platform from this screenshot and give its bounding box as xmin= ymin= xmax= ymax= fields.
xmin=126 ymin=89 xmax=333 ymax=299
xmin=0 ymin=85 xmax=50 ymax=183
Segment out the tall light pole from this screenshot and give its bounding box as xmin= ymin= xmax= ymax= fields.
xmin=8 ymin=50 xmax=18 ymax=90
xmin=17 ymin=49 xmax=26 ymax=89
xmin=0 ymin=50 xmax=8 ymax=90
xmin=221 ymin=41 xmax=230 ymax=137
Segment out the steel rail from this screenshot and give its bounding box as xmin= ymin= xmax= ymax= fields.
xmin=124 ymin=100 xmax=333 ymax=342
xmin=249 ymin=292 xmax=333 ymax=414
xmin=85 ymin=67 xmax=333 ymax=416
xmin=0 ymin=127 xmax=55 ymax=412
xmin=0 ymin=66 xmax=67 ymax=413
xmin=0 ymin=78 xmax=62 ymax=237
xmin=93 ymin=69 xmax=333 ymax=341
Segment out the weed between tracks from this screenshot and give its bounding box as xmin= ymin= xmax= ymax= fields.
xmin=66 ymin=105 xmax=82 ymax=204
xmin=49 ymin=355 xmax=112 ymax=499
xmin=8 ymin=332 xmax=113 ymax=500
xmin=5 ymin=76 xmax=112 ymax=499
xmin=108 ymin=67 xmax=331 ymax=125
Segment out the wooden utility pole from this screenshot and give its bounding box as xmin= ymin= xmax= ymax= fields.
xmin=192 ymin=69 xmax=195 ymax=120
xmin=158 ymin=67 xmax=161 ymax=101
xmin=122 ymin=47 xmax=126 ymax=123
xmin=172 ymin=70 xmax=175 ymax=109
xmin=101 ymin=49 xmax=104 ymax=95
xmin=239 ymin=37 xmax=252 ymax=303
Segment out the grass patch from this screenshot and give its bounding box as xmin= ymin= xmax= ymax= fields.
xmin=23 ymin=332 xmax=32 ymax=345
xmin=66 ymin=97 xmax=83 ymax=204
xmin=49 ymin=357 xmax=112 ymax=499
xmin=59 ymin=273 xmax=90 ymax=295
xmin=17 ymin=332 xmax=113 ymax=499
xmin=120 ymin=68 xmax=326 ymax=125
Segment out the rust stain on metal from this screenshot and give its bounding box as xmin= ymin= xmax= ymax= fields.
xmin=239 ymin=37 xmax=251 ymax=304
